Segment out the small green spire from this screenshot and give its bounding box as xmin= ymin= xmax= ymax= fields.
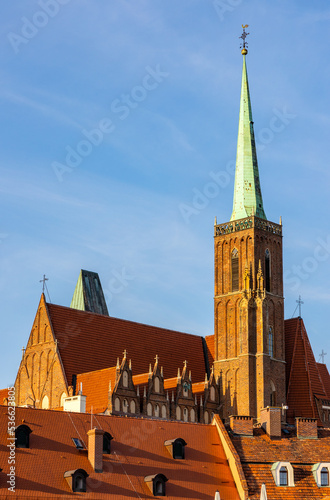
xmin=230 ymin=43 xmax=266 ymax=221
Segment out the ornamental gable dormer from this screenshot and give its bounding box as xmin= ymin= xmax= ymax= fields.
xmin=110 ymin=351 xmax=140 ymax=416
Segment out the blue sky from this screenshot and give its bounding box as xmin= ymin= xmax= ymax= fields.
xmin=0 ymin=0 xmax=330 ymax=387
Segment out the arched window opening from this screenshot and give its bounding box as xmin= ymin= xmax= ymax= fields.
xmin=41 ymin=395 xmax=49 ymax=409
xmin=279 ymin=466 xmax=288 ymax=486
xmin=270 ymin=380 xmax=276 ymax=406
xmin=15 ymin=425 xmax=32 ymax=449
xmin=265 ymin=249 xmax=271 ymax=292
xmin=114 ymin=397 xmax=120 ymax=412
xmin=123 ymin=399 xmax=128 ymax=413
xmin=103 ymin=432 xmax=113 ymax=454
xmin=147 ymin=403 xmax=152 ymax=416
xmin=122 ymin=370 xmax=128 ymax=388
xmin=130 ymin=400 xmax=136 ymax=414
xmin=154 ymin=376 xmax=160 ymax=393
xmin=190 ymin=409 xmax=195 ymax=423
xmin=210 ymin=386 xmax=216 ymax=402
xmin=183 ymin=407 xmax=188 ymax=422
xmin=154 ymin=404 xmax=160 ymax=417
xmin=162 ymin=405 xmax=167 ymax=419
xmin=269 ymin=327 xmax=274 ymax=358
xmin=204 ymin=411 xmax=209 ymax=424
xmin=176 ymin=406 xmax=181 ymax=421
xmin=231 ymin=249 xmax=239 ymax=292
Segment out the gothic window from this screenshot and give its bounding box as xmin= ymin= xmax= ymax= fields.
xmin=279 ymin=466 xmax=288 ymax=486
xmin=269 ymin=327 xmax=274 ymax=358
xmin=210 ymin=386 xmax=216 ymax=402
xmin=147 ymin=403 xmax=152 ymax=416
xmin=41 ymin=395 xmax=49 ymax=409
xmin=321 ymin=467 xmax=329 ymax=486
xmin=231 ymin=249 xmax=239 ymax=292
xmin=114 ymin=397 xmax=120 ymax=412
xmin=123 ymin=399 xmax=128 ymax=413
xmin=265 ymin=249 xmax=271 ymax=292
xmin=154 ymin=404 xmax=160 ymax=417
xmin=130 ymin=400 xmax=136 ymax=414
xmin=190 ymin=408 xmax=195 ymax=422
xmin=270 ymin=380 xmax=276 ymax=406
xmin=176 ymin=406 xmax=181 ymax=421
xmin=122 ymin=370 xmax=128 ymax=388
xmin=204 ymin=411 xmax=209 ymax=424
xmin=183 ymin=407 xmax=188 ymax=422
xmin=154 ymin=376 xmax=160 ymax=393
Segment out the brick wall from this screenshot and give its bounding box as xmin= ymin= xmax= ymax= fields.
xmin=296 ymin=417 xmax=318 ymax=439
xmin=229 ymin=415 xmax=254 ymax=436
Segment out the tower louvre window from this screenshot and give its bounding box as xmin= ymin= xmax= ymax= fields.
xmin=265 ymin=249 xmax=270 ymax=292
xmin=231 ymin=249 xmax=239 ymax=292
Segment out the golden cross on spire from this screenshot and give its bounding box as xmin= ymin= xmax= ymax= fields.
xmin=239 ymin=24 xmax=249 ymax=54
xmin=123 ymin=349 xmax=127 ymax=358
xmin=155 ymin=354 xmax=159 ymax=364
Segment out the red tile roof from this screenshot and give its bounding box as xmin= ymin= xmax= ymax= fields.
xmin=318 ymin=363 xmax=330 ymax=399
xmin=0 ymin=405 xmax=240 ymax=499
xmin=285 ymin=317 xmax=327 ymax=423
xmin=47 ymin=302 xmax=208 ymax=387
xmin=231 ymin=426 xmax=330 ymax=499
xmin=205 ymin=334 xmax=215 ymax=367
xmin=0 ymin=388 xmax=8 ymax=404
xmin=77 ymin=367 xmax=117 ymax=413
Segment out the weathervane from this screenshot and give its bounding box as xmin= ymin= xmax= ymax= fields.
xmin=239 ymin=24 xmax=249 ymax=54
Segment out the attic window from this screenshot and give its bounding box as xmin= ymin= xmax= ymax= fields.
xmin=103 ymin=432 xmax=113 ymax=454
xmin=312 ymin=463 xmax=330 ymax=487
xmin=144 ymin=474 xmax=168 ymax=496
xmin=164 ymin=438 xmax=187 ymax=460
xmin=271 ymin=462 xmax=294 ymax=487
xmin=64 ymin=469 xmax=89 ymax=493
xmin=72 ymin=438 xmax=85 ymax=450
xmin=15 ymin=425 xmax=32 ymax=449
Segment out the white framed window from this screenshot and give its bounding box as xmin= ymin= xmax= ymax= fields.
xmin=271 ymin=462 xmax=295 ymax=487
xmin=312 ymin=463 xmax=330 ymax=487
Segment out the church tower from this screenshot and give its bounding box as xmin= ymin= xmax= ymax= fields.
xmin=213 ymin=28 xmax=286 ymax=420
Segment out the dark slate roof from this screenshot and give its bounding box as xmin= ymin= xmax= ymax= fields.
xmin=70 ymin=269 xmax=109 ymax=315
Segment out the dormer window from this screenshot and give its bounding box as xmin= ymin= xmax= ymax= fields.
xmin=15 ymin=425 xmax=32 ymax=449
xmin=144 ymin=474 xmax=168 ymax=496
xmin=271 ymin=462 xmax=294 ymax=487
xmin=64 ymin=469 xmax=88 ymax=493
xmin=312 ymin=463 xmax=330 ymax=487
xmin=103 ymin=432 xmax=113 ymax=454
xmin=164 ymin=438 xmax=187 ymax=459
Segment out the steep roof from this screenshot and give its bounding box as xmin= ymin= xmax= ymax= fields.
xmin=0 ymin=388 xmax=8 ymax=404
xmin=0 ymin=405 xmax=240 ymax=499
xmin=231 ymin=427 xmax=330 ymax=499
xmin=70 ymin=269 xmax=109 ymax=315
xmin=318 ymin=363 xmax=330 ymax=399
xmin=47 ymin=302 xmax=208 ymax=387
xmin=285 ymin=317 xmax=327 ymax=423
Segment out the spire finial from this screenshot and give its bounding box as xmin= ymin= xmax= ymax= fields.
xmin=240 ymin=24 xmax=249 ymax=55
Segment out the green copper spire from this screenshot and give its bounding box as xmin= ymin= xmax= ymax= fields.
xmin=230 ymin=30 xmax=266 ymax=221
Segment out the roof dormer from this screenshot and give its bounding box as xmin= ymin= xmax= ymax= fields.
xmin=64 ymin=469 xmax=89 ymax=493
xmin=164 ymin=438 xmax=187 ymax=459
xmin=15 ymin=424 xmax=32 ymax=448
xmin=144 ymin=473 xmax=168 ymax=496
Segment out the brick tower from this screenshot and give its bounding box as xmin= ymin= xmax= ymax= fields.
xmin=213 ymin=30 xmax=286 ymax=420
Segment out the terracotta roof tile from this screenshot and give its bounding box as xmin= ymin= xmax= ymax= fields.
xmin=205 ymin=334 xmax=215 ymax=367
xmin=46 ymin=302 xmax=208 ymax=387
xmin=77 ymin=367 xmax=117 ymax=413
xmin=0 ymin=388 xmax=8 ymax=404
xmin=231 ymin=427 xmax=330 ymax=499
xmin=0 ymin=405 xmax=240 ymax=499
xmin=318 ymin=363 xmax=330 ymax=399
xmin=285 ymin=317 xmax=327 ymax=423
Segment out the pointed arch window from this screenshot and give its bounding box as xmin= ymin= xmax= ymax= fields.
xmin=231 ymin=249 xmax=239 ymax=292
xmin=265 ymin=249 xmax=271 ymax=292
xmin=269 ymin=327 xmax=274 ymax=358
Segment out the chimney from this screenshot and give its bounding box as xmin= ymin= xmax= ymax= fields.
xmin=229 ymin=415 xmax=254 ymax=436
xmin=259 ymin=407 xmax=281 ymax=438
xmin=87 ymin=428 xmax=104 ymax=473
xmin=296 ymin=417 xmax=318 ymax=439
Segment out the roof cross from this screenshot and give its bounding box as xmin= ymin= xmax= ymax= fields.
xmin=123 ymin=349 xmax=127 ymax=359
xmin=155 ymin=354 xmax=159 ymax=364
xmin=39 ymin=274 xmax=49 ymax=293
xmin=296 ymin=295 xmax=304 ymax=317
xmin=319 ymin=349 xmax=327 ymax=364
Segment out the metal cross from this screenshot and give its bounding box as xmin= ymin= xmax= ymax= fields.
xmin=39 ymin=274 xmax=49 ymax=293
xmin=155 ymin=354 xmax=159 ymax=364
xmin=239 ymin=24 xmax=249 ymax=49
xmin=296 ymin=295 xmax=304 ymax=317
xmin=319 ymin=349 xmax=327 ymax=364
